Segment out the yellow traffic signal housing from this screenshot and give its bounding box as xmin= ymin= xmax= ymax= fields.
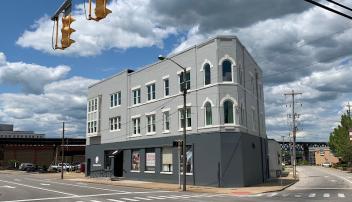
xmin=89 ymin=0 xmax=112 ymax=21
xmin=61 ymin=15 xmax=75 ymax=49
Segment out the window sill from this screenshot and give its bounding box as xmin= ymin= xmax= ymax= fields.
xmin=160 ymin=171 xmax=173 ymax=175
xmin=109 ymin=105 xmax=121 ymax=109
xmin=146 ymin=99 xmax=157 ymax=103
xmin=162 ymin=130 xmax=170 ymax=134
xmin=130 ymin=170 xmax=140 ymax=173
xmin=132 ymin=103 xmax=142 ymax=107
xmin=130 ymin=134 xmax=142 ymax=138
xmin=146 ymin=132 xmax=156 ymax=136
xmin=144 ymin=171 xmax=155 ymax=174
xmin=180 ymin=172 xmax=193 ymax=176
xmin=178 ymin=127 xmax=192 ymax=132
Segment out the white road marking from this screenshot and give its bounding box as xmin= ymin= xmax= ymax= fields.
xmin=308 ymin=193 xmax=316 ymax=198
xmin=133 ymin=197 xmax=152 ymax=200
xmin=0 ymin=190 xmax=172 ymax=202
xmin=0 ymin=185 xmax=15 ymax=189
xmin=323 ymin=193 xmax=330 ymax=197
xmin=330 ymin=180 xmax=337 ymax=182
xmin=266 ymin=192 xmax=278 ymax=197
xmin=0 ymin=179 xmax=77 ymax=196
xmin=282 ymin=193 xmax=290 ymax=197
xmin=294 ymin=194 xmax=302 ymax=197
xmin=338 ymin=193 xmax=345 ymax=198
xmin=107 ymin=199 xmax=125 ymax=202
xmin=319 ymin=169 xmax=352 ymax=184
xmin=147 ymin=196 xmax=168 ymax=199
xmin=90 ymin=200 xmax=102 ymax=202
xmin=120 ymin=198 xmax=139 ymax=202
xmin=39 ymin=183 xmax=50 ymax=186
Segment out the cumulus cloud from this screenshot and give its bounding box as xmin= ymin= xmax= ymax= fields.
xmin=0 ymin=52 xmax=98 ymax=137
xmin=16 ymin=0 xmax=176 ymax=56
xmin=0 ymin=52 xmax=70 ymax=94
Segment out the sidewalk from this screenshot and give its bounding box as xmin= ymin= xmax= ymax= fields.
xmin=0 ymin=169 xmax=298 ymax=195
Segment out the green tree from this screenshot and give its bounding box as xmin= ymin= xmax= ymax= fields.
xmin=329 ymin=114 xmax=352 ymax=165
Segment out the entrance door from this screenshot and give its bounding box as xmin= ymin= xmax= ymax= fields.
xmin=114 ymin=151 xmax=124 ymax=177
xmin=86 ymin=158 xmax=91 ymax=176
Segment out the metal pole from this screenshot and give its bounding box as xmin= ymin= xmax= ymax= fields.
xmin=291 ymin=91 xmax=297 ymax=179
xmin=178 ymin=143 xmax=181 ymax=189
xmin=61 ymin=122 xmax=65 ymax=180
xmin=182 ymin=69 xmax=187 ymax=192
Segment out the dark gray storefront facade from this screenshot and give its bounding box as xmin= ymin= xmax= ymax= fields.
xmin=86 ymin=132 xmax=269 ymax=187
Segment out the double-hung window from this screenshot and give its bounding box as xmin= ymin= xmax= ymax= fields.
xmin=164 ymin=79 xmax=170 ymax=96
xmin=109 ymin=116 xmax=121 ymax=131
xmin=146 ymin=114 xmax=156 ymax=134
xmin=132 ymin=118 xmax=141 ymax=135
xmin=179 ymin=107 xmax=191 ymax=129
xmin=163 ymin=111 xmax=170 ymax=132
xmin=179 ymin=71 xmax=190 ymax=91
xmin=132 ymin=89 xmax=141 ymax=105
xmin=162 ymin=147 xmax=173 ymax=172
xmin=147 ymin=84 xmax=156 ymax=101
xmin=110 ymin=92 xmax=121 ymax=107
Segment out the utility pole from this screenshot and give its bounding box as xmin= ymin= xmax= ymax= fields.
xmin=284 ymin=90 xmax=302 ymax=179
xmin=61 ymin=122 xmax=65 ymax=180
xmin=346 ymin=102 xmax=351 ymax=118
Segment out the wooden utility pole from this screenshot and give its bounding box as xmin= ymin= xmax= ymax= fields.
xmin=61 ymin=122 xmax=65 ymax=180
xmin=284 ymin=90 xmax=302 ymax=179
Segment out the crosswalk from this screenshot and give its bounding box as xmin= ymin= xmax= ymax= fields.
xmin=245 ymin=192 xmax=350 ymax=199
xmin=74 ymin=194 xmax=225 ymax=202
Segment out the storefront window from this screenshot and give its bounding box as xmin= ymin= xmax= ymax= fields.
xmin=186 ymin=145 xmax=193 ymax=173
xmin=131 ymin=150 xmax=140 ymax=171
xmin=145 ymin=148 xmax=156 ymax=171
xmin=162 ymin=147 xmax=173 ymax=172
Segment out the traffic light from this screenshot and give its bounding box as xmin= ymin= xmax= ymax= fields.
xmin=61 ymin=15 xmax=75 ymax=49
xmin=90 ymin=0 xmax=112 ymax=21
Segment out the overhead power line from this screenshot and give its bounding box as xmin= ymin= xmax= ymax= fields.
xmin=304 ymin=0 xmax=352 ymax=20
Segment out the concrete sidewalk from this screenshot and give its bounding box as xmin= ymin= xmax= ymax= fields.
xmin=0 ymin=169 xmax=298 ymax=195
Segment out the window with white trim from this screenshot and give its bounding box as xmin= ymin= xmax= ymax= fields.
xmin=204 ymin=102 xmax=212 ymax=126
xmin=87 ymin=97 xmax=99 ymax=134
xmin=179 ymin=71 xmax=190 ymax=91
xmin=163 ymin=111 xmax=170 ymax=132
xmin=164 ymin=78 xmax=170 ymax=96
xmin=146 ymin=114 xmax=156 ymax=134
xmin=145 ymin=148 xmax=156 ymax=171
xmin=162 ymin=147 xmax=173 ymax=172
xmin=204 ymin=63 xmax=211 ymax=85
xmin=132 ymin=89 xmax=141 ymax=105
xmin=132 ymin=117 xmax=141 ymax=135
xmin=222 ymin=60 xmax=233 ymax=82
xmin=110 ymin=92 xmax=121 ymax=107
xmin=224 ymin=100 xmax=234 ymax=124
xmin=109 ymin=116 xmax=121 ymax=131
xmin=147 ymin=84 xmax=156 ymax=101
xmin=179 ymin=107 xmax=191 ymax=129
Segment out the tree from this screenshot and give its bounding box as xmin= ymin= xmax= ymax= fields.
xmin=329 ymin=114 xmax=352 ymax=165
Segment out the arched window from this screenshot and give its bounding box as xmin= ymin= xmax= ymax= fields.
xmin=224 ymin=100 xmax=234 ymax=124
xmin=222 ymin=60 xmax=232 ymax=82
xmin=204 ymin=102 xmax=212 ymax=126
xmin=204 ymin=63 xmax=211 ymax=85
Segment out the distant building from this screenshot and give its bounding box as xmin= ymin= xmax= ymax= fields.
xmin=308 ymin=146 xmax=339 ymax=166
xmin=268 ymin=139 xmax=282 ymax=178
xmin=0 ymin=124 xmax=45 ymax=139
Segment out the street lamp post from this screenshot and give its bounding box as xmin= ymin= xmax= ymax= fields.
xmin=158 ymin=55 xmax=187 ymax=191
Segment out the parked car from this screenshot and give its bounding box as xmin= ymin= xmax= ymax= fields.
xmin=19 ymin=163 xmax=34 ymax=171
xmin=322 ymin=162 xmax=332 ymax=167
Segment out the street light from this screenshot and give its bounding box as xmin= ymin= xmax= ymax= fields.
xmin=158 ymin=55 xmax=188 ymax=191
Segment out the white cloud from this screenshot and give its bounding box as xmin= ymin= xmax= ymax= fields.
xmin=0 ymin=52 xmax=70 ymax=94
xmin=16 ymin=0 xmax=177 ymax=56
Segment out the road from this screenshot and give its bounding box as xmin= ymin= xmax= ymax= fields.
xmin=0 ymin=166 xmax=352 ymax=202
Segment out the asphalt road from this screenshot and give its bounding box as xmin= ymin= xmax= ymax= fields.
xmin=0 ymin=166 xmax=352 ymax=202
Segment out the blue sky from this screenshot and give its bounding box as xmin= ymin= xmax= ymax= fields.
xmin=1 ymin=0 xmax=352 ymax=141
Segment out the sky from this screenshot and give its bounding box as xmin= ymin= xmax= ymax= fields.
xmin=0 ymin=0 xmax=351 ymax=141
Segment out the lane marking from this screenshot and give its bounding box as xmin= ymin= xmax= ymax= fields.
xmin=23 ymin=177 xmax=127 ymax=193
xmin=0 ymin=186 xmax=15 ymax=189
xmin=318 ymin=168 xmax=352 ymax=184
xmin=0 ymin=179 xmax=77 ymax=196
xmin=133 ymin=197 xmax=152 ymax=200
xmin=120 ymin=198 xmax=139 ymax=202
xmin=282 ymin=193 xmax=290 ymax=197
xmin=308 ymin=193 xmax=316 ymax=198
xmin=0 ymin=190 xmax=172 ymax=202
xmin=323 ymin=193 xmax=330 ymax=198
xmin=90 ymin=200 xmax=102 ymax=202
xmin=338 ymin=193 xmax=345 ymax=198
xmin=266 ymin=192 xmax=278 ymax=197
xmin=107 ymin=200 xmax=125 ymax=202
xmin=40 ymin=183 xmax=50 ymax=186
xmin=147 ymin=196 xmax=168 ymax=199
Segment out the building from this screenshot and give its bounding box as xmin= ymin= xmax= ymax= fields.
xmin=0 ymin=124 xmax=45 ymax=139
xmin=268 ymin=139 xmax=282 ymax=178
xmin=0 ymin=124 xmax=85 ymax=168
xmin=308 ymin=146 xmax=339 ymax=166
xmin=86 ymin=36 xmax=268 ymax=187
